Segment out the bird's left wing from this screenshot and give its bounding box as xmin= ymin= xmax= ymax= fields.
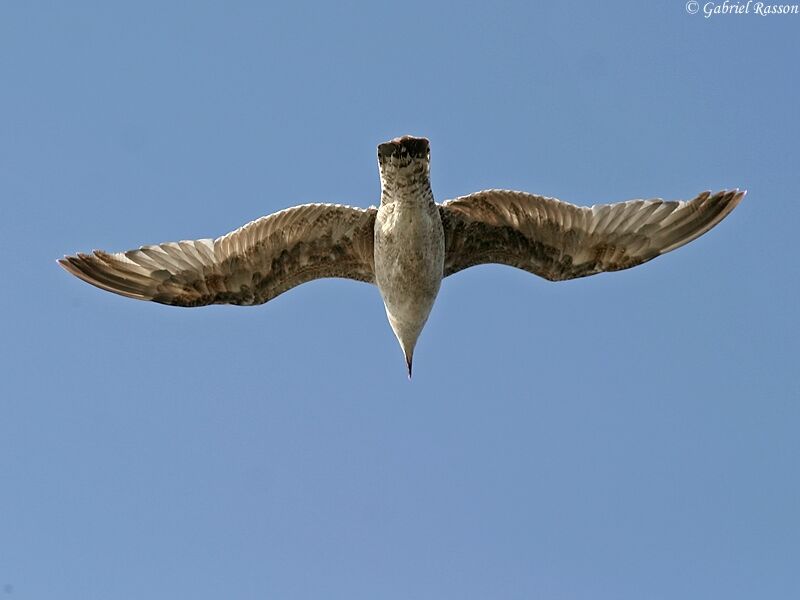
xmin=439 ymin=189 xmax=744 ymax=281
xmin=59 ymin=203 xmax=377 ymax=306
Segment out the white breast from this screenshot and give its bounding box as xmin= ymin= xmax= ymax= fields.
xmin=374 ymin=200 xmax=445 ymax=357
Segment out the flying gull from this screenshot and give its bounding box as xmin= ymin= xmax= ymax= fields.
xmin=59 ymin=135 xmax=745 ymax=377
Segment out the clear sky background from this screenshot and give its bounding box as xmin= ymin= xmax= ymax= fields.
xmin=1 ymin=2 xmax=798 ymax=599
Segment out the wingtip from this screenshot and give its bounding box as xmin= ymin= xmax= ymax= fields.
xmin=406 ymin=355 xmax=413 ymax=380
xmin=705 ymin=188 xmax=746 ymax=207
xmin=57 ymin=255 xmax=77 ymax=271
xmin=725 ymin=188 xmax=747 ymax=209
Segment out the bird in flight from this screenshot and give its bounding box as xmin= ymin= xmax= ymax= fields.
xmin=59 ymin=135 xmax=744 ymax=377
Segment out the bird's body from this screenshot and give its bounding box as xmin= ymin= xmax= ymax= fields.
xmin=59 ymin=135 xmax=745 ymax=376
xmin=374 ymin=139 xmax=444 ymax=375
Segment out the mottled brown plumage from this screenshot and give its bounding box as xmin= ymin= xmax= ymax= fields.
xmin=59 ymin=135 xmax=745 ymax=375
xmin=59 ymin=204 xmax=377 ymax=307
xmin=440 ymin=189 xmax=744 ymax=281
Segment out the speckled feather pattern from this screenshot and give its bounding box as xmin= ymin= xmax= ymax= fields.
xmin=59 ymin=203 xmax=377 ymax=307
xmin=439 ymin=189 xmax=744 ymax=281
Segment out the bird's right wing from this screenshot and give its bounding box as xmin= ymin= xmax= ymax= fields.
xmin=59 ymin=203 xmax=377 ymax=306
xmin=439 ymin=189 xmax=744 ymax=281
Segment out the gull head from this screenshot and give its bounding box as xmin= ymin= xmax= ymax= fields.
xmin=377 ymin=135 xmax=431 ymax=196
xmin=377 ymin=135 xmax=429 ymax=163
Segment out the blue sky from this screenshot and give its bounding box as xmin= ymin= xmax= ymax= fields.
xmin=1 ymin=2 xmax=798 ymax=599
